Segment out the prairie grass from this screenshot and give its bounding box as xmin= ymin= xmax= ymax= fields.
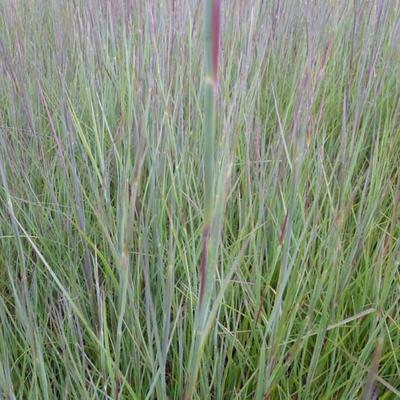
xmin=0 ymin=0 xmax=399 ymax=398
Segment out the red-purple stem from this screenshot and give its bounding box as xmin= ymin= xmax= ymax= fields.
xmin=199 ymin=225 xmax=210 ymax=304
xmin=212 ymin=0 xmax=221 ymax=82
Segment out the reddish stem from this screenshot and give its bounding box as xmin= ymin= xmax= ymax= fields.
xmin=212 ymin=0 xmax=221 ymax=82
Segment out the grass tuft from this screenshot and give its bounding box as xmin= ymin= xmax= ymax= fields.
xmin=0 ymin=0 xmax=399 ymax=399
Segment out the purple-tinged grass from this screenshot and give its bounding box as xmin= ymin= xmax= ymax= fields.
xmin=0 ymin=1 xmax=399 ymax=399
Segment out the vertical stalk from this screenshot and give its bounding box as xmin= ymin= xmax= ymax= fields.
xmin=185 ymin=1 xmax=221 ymax=398
xmin=203 ymin=0 xmax=219 ymax=229
xmin=200 ymin=0 xmax=220 ymax=319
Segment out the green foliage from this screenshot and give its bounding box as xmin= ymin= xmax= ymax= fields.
xmin=0 ymin=0 xmax=399 ymax=398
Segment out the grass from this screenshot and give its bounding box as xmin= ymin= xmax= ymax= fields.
xmin=0 ymin=0 xmax=399 ymax=398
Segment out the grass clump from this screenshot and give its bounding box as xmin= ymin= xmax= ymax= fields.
xmin=0 ymin=0 xmax=399 ymax=399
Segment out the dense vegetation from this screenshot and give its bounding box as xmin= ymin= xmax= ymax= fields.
xmin=0 ymin=0 xmax=399 ymax=398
